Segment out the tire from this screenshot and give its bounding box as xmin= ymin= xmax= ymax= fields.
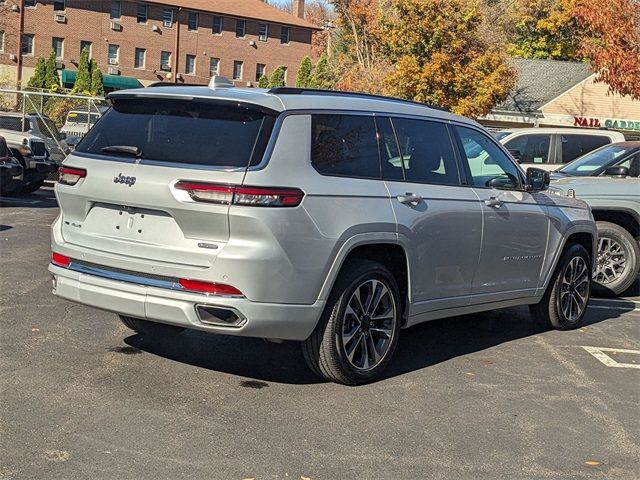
xmin=530 ymin=243 xmax=591 ymax=330
xmin=119 ymin=315 xmax=185 ymax=336
xmin=592 ymin=221 xmax=640 ymax=297
xmin=302 ymin=259 xmax=402 ymax=385
xmin=21 ymin=178 xmax=45 ymax=194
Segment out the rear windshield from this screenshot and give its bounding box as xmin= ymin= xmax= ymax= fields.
xmin=76 ymin=98 xmax=276 ymax=168
xmin=0 ymin=138 xmax=7 ymax=158
xmin=0 ymin=116 xmax=30 ymax=132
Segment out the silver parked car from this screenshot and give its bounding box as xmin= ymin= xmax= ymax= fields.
xmin=50 ymin=79 xmax=597 ymax=384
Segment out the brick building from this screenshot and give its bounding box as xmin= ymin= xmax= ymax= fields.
xmin=0 ymin=0 xmax=318 ymax=90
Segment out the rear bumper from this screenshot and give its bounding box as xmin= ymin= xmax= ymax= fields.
xmin=48 ymin=263 xmax=324 ymax=341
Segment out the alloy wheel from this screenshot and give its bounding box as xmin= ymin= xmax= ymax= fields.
xmin=341 ymin=279 xmax=397 ymax=371
xmin=594 ymin=237 xmax=627 ymax=285
xmin=559 ymin=256 xmax=590 ymax=322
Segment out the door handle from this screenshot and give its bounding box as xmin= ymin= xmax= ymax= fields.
xmin=397 ymin=193 xmax=423 ymax=205
xmin=484 ymin=197 xmax=503 ymax=208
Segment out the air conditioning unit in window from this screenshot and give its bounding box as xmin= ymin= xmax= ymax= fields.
xmin=160 ymin=64 xmax=171 ymax=72
xmin=54 ymin=14 xmax=67 ymax=23
xmin=110 ymin=22 xmax=122 ymax=31
xmin=107 ymin=67 xmax=120 ymax=75
xmin=108 ymin=58 xmax=118 ymax=65
xmin=55 ymin=61 xmax=64 ymax=69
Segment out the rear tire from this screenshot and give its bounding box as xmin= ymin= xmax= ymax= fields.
xmin=302 ymin=259 xmax=402 ymax=385
xmin=119 ymin=315 xmax=185 ymax=336
xmin=21 ymin=178 xmax=45 ymax=194
xmin=530 ymin=243 xmax=591 ymax=330
xmin=592 ymin=221 xmax=639 ymax=297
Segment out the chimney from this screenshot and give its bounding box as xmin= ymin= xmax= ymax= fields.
xmin=293 ymin=0 xmax=305 ymax=19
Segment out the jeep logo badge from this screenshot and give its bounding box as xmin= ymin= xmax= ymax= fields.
xmin=114 ymin=173 xmax=136 ymax=187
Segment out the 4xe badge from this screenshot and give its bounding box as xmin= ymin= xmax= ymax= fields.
xmin=113 ymin=173 xmax=136 ymax=187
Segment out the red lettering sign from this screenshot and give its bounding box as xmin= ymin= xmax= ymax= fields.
xmin=573 ymin=117 xmax=601 ymax=128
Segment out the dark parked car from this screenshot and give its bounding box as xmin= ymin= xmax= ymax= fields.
xmin=0 ymin=136 xmax=24 ymax=196
xmin=552 ymin=142 xmax=640 ymax=178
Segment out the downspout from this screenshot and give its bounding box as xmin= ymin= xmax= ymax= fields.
xmin=16 ymin=0 xmax=26 ymax=89
xmin=173 ymin=7 xmax=182 ymax=83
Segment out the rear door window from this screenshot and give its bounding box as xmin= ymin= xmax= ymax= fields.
xmin=560 ymin=135 xmax=610 ymax=163
xmin=503 ymin=134 xmax=552 ymax=164
xmin=76 ymin=98 xmax=276 ymax=168
xmin=391 ymin=118 xmax=460 ymax=185
xmin=311 ymin=114 xmax=380 ymax=178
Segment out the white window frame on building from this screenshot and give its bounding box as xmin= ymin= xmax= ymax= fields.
xmin=258 ymin=23 xmax=269 ymax=42
xmin=233 ymin=60 xmax=243 ymax=80
xmin=80 ymin=40 xmax=92 ymax=58
xmin=280 ymin=26 xmax=290 ymax=44
xmin=185 ymin=54 xmax=196 ymax=75
xmin=0 ymin=31 xmax=4 ymax=53
xmin=235 ymin=19 xmax=246 ymax=38
xmin=160 ymin=51 xmax=172 ymax=71
xmin=209 ymin=57 xmax=220 ymax=76
xmin=53 ymin=0 xmax=65 ymax=11
xmin=134 ymin=48 xmax=146 ymax=69
xmin=282 ymin=66 xmax=288 ymax=84
xmin=188 ymin=12 xmax=199 ymax=31
xmin=110 ymin=1 xmax=121 ymax=20
xmin=52 ymin=37 xmax=64 ymax=59
xmin=137 ymin=4 xmax=148 ymax=24
xmin=212 ymin=15 xmax=223 ymax=35
xmin=21 ymin=34 xmax=34 ymax=56
xmin=163 ymin=8 xmax=174 ymax=28
xmin=108 ymin=44 xmax=119 ymax=65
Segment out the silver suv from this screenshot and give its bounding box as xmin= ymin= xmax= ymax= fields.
xmin=50 ymin=79 xmax=597 ymax=384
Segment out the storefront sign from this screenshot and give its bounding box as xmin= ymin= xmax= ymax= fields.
xmin=574 ymin=116 xmax=640 ymax=131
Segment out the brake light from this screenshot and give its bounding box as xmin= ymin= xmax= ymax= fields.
xmin=178 ymin=279 xmax=243 ymax=296
xmin=59 ymin=166 xmax=87 ymax=186
xmin=175 ymin=181 xmax=304 ymax=207
xmin=51 ymin=252 xmax=71 ymax=268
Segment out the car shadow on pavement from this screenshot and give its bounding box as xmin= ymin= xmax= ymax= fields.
xmin=125 ymin=303 xmax=635 ymax=386
xmin=0 ymin=189 xmax=58 ymax=208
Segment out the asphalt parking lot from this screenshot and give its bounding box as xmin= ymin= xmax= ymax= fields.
xmin=1 ymin=189 xmax=639 ymax=480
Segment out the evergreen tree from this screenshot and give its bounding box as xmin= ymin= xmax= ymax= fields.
xmin=311 ymin=55 xmax=332 ymax=89
xmin=295 ymin=56 xmax=313 ymax=87
xmin=27 ymin=57 xmax=47 ymax=89
xmin=268 ymin=66 xmax=286 ymax=87
xmin=257 ymin=74 xmax=269 ymax=88
xmin=72 ymin=47 xmax=92 ymax=94
xmin=44 ymin=49 xmax=60 ymax=92
xmin=90 ymin=60 xmax=105 ymax=96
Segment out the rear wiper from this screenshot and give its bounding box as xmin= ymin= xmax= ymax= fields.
xmin=101 ymin=145 xmax=143 ymax=158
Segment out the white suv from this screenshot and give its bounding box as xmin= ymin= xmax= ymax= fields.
xmin=496 ymin=128 xmax=625 ymax=171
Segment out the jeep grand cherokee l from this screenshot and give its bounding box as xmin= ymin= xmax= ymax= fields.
xmin=49 ymin=79 xmax=597 ymax=384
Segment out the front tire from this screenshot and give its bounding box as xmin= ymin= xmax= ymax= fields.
xmin=119 ymin=315 xmax=185 ymax=336
xmin=530 ymin=243 xmax=591 ymax=330
xmin=592 ymin=221 xmax=639 ymax=297
xmin=302 ymin=259 xmax=402 ymax=385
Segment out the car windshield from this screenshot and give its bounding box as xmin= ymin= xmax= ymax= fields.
xmin=557 ymin=144 xmax=635 ymax=176
xmin=76 ymin=98 xmax=276 ymax=168
xmin=493 ymin=131 xmax=512 ymax=141
xmin=65 ymin=112 xmax=101 ymax=125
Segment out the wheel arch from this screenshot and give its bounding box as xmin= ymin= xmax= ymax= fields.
xmin=317 ymin=235 xmax=411 ymax=322
xmin=591 ymin=208 xmax=640 ymax=239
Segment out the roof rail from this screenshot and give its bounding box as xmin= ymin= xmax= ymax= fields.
xmin=267 ymin=87 xmax=448 ymax=112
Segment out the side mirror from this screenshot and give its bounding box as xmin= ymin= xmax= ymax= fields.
xmin=603 ymin=165 xmax=629 ymax=177
xmin=526 ymin=167 xmax=550 ymax=192
xmin=65 ymin=136 xmax=80 ymax=148
xmin=59 ymin=132 xmax=67 ymax=140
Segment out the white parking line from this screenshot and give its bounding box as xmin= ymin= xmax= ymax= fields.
xmin=582 ymin=346 xmax=640 ymax=369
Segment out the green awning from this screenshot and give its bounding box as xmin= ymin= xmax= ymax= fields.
xmin=61 ymin=70 xmax=141 ymax=90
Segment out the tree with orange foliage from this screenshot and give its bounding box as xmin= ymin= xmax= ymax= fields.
xmin=305 ymin=0 xmax=333 ymax=58
xmin=382 ymin=0 xmax=515 ymax=117
xmin=574 ymin=0 xmax=640 ymax=99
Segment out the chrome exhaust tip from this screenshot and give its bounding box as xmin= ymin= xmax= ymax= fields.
xmin=196 ymin=305 xmax=245 ymax=327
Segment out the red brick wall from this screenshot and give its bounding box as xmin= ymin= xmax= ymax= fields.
xmin=0 ymin=0 xmax=313 ymax=87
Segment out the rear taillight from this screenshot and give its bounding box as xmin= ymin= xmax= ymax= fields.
xmin=59 ymin=166 xmax=86 ymax=186
xmin=178 ymin=279 xmax=243 ymax=296
xmin=175 ymin=181 xmax=304 ymax=207
xmin=51 ymin=252 xmax=71 ymax=268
